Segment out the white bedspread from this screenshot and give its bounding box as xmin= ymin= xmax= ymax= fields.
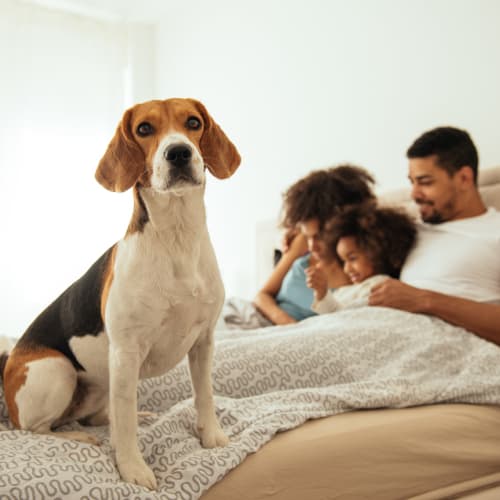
xmin=1 ymin=307 xmax=500 ymax=499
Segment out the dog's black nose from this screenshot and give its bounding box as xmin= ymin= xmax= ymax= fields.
xmin=165 ymin=144 xmax=192 ymax=167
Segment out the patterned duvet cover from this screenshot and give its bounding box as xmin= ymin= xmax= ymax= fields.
xmin=1 ymin=306 xmax=500 ymax=499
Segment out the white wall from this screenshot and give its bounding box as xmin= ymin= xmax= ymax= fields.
xmin=2 ymin=0 xmax=500 ymax=336
xmin=151 ymin=0 xmax=500 ymax=300
xmin=0 ymin=0 xmax=154 ymax=335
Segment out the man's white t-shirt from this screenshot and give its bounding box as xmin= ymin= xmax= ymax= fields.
xmin=400 ymin=207 xmax=500 ymax=304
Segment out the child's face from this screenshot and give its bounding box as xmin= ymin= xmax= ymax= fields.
xmin=336 ymin=236 xmax=375 ymax=284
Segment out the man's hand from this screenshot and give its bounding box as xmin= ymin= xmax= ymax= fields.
xmin=305 ymin=264 xmax=329 ymax=301
xmin=369 ymin=278 xmax=429 ymax=313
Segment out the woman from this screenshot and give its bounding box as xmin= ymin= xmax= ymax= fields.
xmin=253 ymin=164 xmax=376 ymax=325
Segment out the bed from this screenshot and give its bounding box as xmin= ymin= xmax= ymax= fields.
xmin=1 ymin=166 xmax=500 ymax=499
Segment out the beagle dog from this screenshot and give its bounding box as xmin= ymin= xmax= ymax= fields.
xmin=0 ymin=98 xmax=240 ymax=489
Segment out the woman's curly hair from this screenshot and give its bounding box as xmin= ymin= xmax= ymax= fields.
xmin=323 ymin=203 xmax=417 ymax=278
xmin=281 ymin=164 xmax=376 ymax=230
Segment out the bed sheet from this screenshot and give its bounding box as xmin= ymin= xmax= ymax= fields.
xmin=203 ymin=404 xmax=500 ymax=500
xmin=2 ymin=307 xmax=500 ymax=498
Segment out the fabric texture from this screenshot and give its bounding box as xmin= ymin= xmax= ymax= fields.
xmin=221 ymin=297 xmax=273 ymax=330
xmin=202 ymin=404 xmax=500 ymax=500
xmin=312 ymin=274 xmax=388 ymax=313
xmin=401 ymin=207 xmax=500 ymax=303
xmin=2 ymin=307 xmax=500 ymax=498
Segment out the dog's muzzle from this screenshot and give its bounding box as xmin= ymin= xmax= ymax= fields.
xmin=164 ymin=144 xmax=192 ymax=167
xmin=164 ymin=144 xmax=200 ymax=187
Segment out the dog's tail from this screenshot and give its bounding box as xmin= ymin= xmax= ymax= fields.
xmin=0 ymin=353 xmax=8 ymax=431
xmin=0 ymin=350 xmax=8 ymax=383
xmin=0 ymin=337 xmax=14 ymax=383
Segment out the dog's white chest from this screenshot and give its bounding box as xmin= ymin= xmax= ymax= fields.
xmin=105 ymin=229 xmax=224 ymax=379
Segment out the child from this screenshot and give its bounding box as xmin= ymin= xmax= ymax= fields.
xmin=306 ymin=203 xmax=417 ymax=313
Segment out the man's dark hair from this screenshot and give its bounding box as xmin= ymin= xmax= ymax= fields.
xmin=406 ymin=126 xmax=479 ymax=183
xmin=323 ymin=203 xmax=417 ymax=279
xmin=281 ymin=164 xmax=376 ymax=230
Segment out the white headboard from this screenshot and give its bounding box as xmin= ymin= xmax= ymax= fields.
xmin=380 ymin=165 xmax=500 ymax=214
xmin=255 ymin=165 xmax=500 ymax=288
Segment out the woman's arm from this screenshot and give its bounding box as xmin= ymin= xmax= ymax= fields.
xmin=253 ymin=233 xmax=308 ymax=325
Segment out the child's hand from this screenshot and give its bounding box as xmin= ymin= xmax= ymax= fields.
xmin=305 ymin=264 xmax=328 ymax=301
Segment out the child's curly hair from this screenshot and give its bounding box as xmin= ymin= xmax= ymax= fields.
xmin=281 ymin=165 xmax=376 ymax=230
xmin=323 ymin=203 xmax=417 ymax=278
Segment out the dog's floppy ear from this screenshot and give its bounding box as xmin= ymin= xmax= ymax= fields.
xmin=95 ymin=108 xmax=145 ymax=192
xmin=193 ymin=100 xmax=241 ymax=179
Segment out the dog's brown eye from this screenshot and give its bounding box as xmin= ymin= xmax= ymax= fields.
xmin=136 ymin=122 xmax=154 ymax=137
xmin=186 ymin=116 xmax=201 ymax=130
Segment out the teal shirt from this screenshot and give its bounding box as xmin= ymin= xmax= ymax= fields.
xmin=276 ymin=254 xmax=317 ymax=321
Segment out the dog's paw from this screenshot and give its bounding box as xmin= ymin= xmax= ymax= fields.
xmin=118 ymin=457 xmax=157 ymax=490
xmin=137 ymin=411 xmax=158 ymax=420
xmin=199 ymin=423 xmax=230 ymax=448
xmin=57 ymin=431 xmax=101 ymax=446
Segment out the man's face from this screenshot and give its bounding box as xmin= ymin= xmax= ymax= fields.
xmin=408 ymin=155 xmax=460 ymax=224
xmin=298 ymin=219 xmax=327 ymax=260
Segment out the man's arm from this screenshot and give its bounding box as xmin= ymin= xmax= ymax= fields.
xmin=369 ymin=279 xmax=500 ymax=345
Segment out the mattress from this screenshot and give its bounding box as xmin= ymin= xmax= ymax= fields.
xmin=202 ymin=404 xmax=500 ymax=500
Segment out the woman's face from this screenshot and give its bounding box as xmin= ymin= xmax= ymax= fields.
xmin=336 ymin=236 xmax=375 ymax=284
xmin=298 ymin=219 xmax=327 ymax=261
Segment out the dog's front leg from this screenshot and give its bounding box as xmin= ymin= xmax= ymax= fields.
xmin=109 ymin=347 xmax=157 ymax=490
xmin=188 ymin=332 xmax=229 ymax=448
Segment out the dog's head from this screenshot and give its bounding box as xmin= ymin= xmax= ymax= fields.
xmin=95 ymin=98 xmax=241 ymax=193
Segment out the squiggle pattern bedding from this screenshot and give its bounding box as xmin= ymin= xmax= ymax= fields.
xmin=1 ymin=307 xmax=500 ymax=499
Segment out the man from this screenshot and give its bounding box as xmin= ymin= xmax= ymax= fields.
xmin=369 ymin=126 xmax=500 ymax=343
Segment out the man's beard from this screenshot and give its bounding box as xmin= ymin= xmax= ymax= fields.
xmin=417 ymin=198 xmax=455 ymax=224
xmin=422 ymin=211 xmax=444 ymax=224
